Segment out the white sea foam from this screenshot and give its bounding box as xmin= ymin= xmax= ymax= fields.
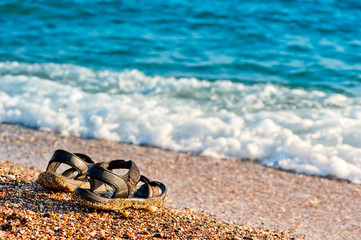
xmin=1 ymin=61 xmax=361 ymax=183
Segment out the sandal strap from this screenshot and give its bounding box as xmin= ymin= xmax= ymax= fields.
xmin=86 ymin=160 xmax=140 ymax=198
xmin=46 ymin=149 xmax=94 ymax=180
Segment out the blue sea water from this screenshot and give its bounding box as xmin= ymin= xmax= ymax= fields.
xmin=1 ymin=0 xmax=361 ymax=183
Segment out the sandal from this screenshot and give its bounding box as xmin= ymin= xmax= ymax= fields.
xmin=36 ymin=149 xmax=95 ymax=192
xmin=71 ymin=160 xmax=167 ymax=211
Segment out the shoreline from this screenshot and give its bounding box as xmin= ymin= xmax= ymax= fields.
xmin=1 ymin=123 xmax=361 ymax=239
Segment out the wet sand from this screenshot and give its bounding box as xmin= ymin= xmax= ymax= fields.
xmin=1 ymin=123 xmax=360 ymax=239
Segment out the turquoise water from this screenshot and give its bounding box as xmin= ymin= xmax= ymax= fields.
xmin=1 ymin=0 xmax=361 ymax=95
xmin=1 ymin=0 xmax=361 ymax=183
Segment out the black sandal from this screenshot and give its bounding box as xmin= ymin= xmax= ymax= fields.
xmin=71 ymin=160 xmax=167 ymax=211
xmin=36 ymin=149 xmax=95 ymax=192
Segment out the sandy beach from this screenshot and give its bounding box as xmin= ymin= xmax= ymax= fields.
xmin=1 ymin=123 xmax=360 ymax=239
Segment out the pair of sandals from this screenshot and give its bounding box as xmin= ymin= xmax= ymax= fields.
xmin=36 ymin=149 xmax=167 ymax=211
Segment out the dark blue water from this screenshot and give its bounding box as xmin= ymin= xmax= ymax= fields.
xmin=1 ymin=0 xmax=361 ymax=95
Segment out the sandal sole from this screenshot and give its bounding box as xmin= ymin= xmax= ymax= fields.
xmin=71 ymin=188 xmax=168 ymax=211
xmin=36 ymin=171 xmax=90 ymax=192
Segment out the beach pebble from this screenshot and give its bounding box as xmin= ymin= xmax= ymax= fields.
xmin=147 ymin=206 xmax=157 ymax=212
xmin=88 ymin=231 xmax=96 ymax=237
xmin=153 ymin=233 xmax=163 ymax=238
xmin=7 ymin=175 xmax=16 ymax=181
xmin=121 ymin=211 xmax=129 ymax=218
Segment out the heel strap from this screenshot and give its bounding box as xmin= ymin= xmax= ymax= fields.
xmin=46 ymin=149 xmax=94 ymax=180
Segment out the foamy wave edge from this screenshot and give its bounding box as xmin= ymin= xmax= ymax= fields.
xmin=1 ymin=61 xmax=361 ymax=183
